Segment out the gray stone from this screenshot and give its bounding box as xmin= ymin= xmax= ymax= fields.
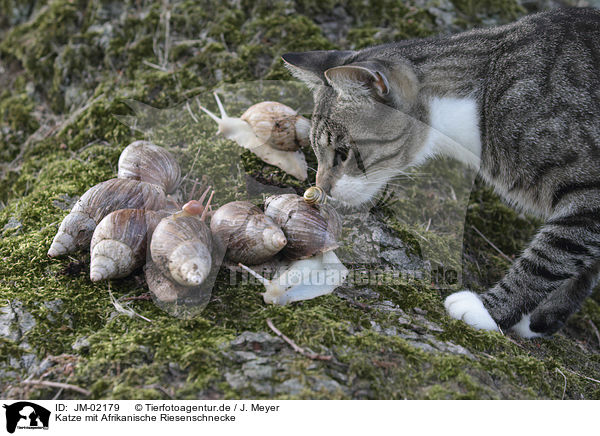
xmin=381 ymin=249 xmax=413 ymax=267
xmin=2 ymin=217 xmax=21 ymax=234
xmin=0 ymin=301 xmax=36 ymax=343
xmin=0 ymin=304 xmax=19 ymax=341
xmin=407 ymin=341 xmax=437 ymax=353
xmin=232 ymin=351 xmax=258 ymax=362
xmin=72 ymin=336 xmax=90 ymax=351
xmin=429 ymin=339 xmax=475 ymax=359
xmin=20 ymin=353 xmax=38 ymax=372
xmin=224 ymin=371 xmax=246 ymax=390
xmin=229 ymin=331 xmax=284 ymax=353
xmin=242 ymin=358 xmax=274 ymax=380
xmin=275 ymin=378 xmax=304 ymax=396
xmin=43 ymin=299 xmax=64 ymax=323
xmin=310 ymin=376 xmax=344 ymax=395
xmin=52 ymin=194 xmax=79 ymax=211
xmin=371 ymin=227 xmax=405 ymax=248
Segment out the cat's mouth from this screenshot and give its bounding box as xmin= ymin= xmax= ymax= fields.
xmin=329 ymin=173 xmax=389 ymax=207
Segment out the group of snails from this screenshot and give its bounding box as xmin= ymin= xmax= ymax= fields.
xmin=48 ymin=96 xmax=347 ymax=306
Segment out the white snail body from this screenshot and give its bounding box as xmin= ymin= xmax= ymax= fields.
xmin=118 ymin=140 xmax=182 ymax=194
xmin=210 ymin=201 xmax=287 ymax=265
xmin=150 ymin=195 xmax=214 ymax=287
xmin=264 ymin=194 xmax=341 ymax=260
xmin=48 ymin=178 xmax=170 ymax=257
xmin=198 ymin=93 xmax=308 ymax=181
xmin=89 ymin=209 xmax=169 ymax=281
xmin=239 ymin=250 xmax=348 ymax=305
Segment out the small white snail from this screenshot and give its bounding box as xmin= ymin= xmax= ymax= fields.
xmin=150 ymin=190 xmax=214 ymax=287
xmin=198 ymin=93 xmax=308 ymax=180
xmin=210 ymin=201 xmax=287 ymax=265
xmin=48 ymin=178 xmax=171 ymax=257
xmin=118 ymin=140 xmax=182 ymax=194
xmin=264 ymin=194 xmax=341 ymax=260
xmin=89 ymin=209 xmax=170 ymax=282
xmin=238 ymin=250 xmax=348 ymax=305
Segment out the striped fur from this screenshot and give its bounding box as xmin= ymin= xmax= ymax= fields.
xmin=283 ymin=8 xmax=600 ymax=336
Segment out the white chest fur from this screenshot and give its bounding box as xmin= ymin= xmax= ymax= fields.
xmin=417 ymin=96 xmax=482 ymax=169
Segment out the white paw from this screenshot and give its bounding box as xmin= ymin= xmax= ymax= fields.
xmin=445 ymin=291 xmax=499 ymax=331
xmin=510 ymin=313 xmax=543 ymax=338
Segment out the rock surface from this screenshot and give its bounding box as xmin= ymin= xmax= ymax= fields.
xmin=0 ymin=0 xmax=599 ymax=400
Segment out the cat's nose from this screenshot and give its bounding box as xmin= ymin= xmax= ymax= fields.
xmin=315 ymin=170 xmax=332 ymax=194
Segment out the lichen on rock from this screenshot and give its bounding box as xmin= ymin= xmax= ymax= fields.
xmin=1 ymin=0 xmax=599 ymax=400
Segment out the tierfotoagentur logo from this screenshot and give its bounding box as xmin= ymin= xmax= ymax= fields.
xmin=3 ymin=402 xmax=50 ymax=433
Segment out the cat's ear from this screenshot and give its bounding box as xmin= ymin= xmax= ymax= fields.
xmin=324 ymin=64 xmax=390 ymax=98
xmin=325 ymin=61 xmax=419 ymax=105
xmin=281 ymin=50 xmax=355 ymax=89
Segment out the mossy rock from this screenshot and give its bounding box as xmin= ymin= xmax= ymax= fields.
xmin=1 ymin=0 xmax=599 ymax=400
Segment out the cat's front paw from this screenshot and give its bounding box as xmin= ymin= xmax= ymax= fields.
xmin=445 ymin=290 xmax=499 ymax=331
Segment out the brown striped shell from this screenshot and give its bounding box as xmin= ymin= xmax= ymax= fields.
xmin=89 ymin=209 xmax=170 ymax=281
xmin=150 ymin=212 xmax=213 ymax=287
xmin=144 ymin=261 xmax=195 ymax=303
xmin=118 ymin=140 xmax=182 ymax=194
xmin=210 ymin=201 xmax=287 ymax=265
xmin=303 ymin=186 xmax=327 ymax=205
xmin=48 ymin=178 xmax=171 ymax=257
xmin=264 ymin=194 xmax=341 ymax=260
xmin=241 ymin=102 xmax=310 ymax=151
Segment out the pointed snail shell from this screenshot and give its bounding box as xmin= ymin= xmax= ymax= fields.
xmin=118 ymin=140 xmax=182 ymax=194
xmin=48 ymin=178 xmax=170 ymax=257
xmin=150 ymin=212 xmax=213 ymax=287
xmin=264 ymin=194 xmax=341 ymax=260
xmin=144 ymin=261 xmax=195 ymax=303
xmin=240 ymin=102 xmax=310 ymax=152
xmin=210 ymin=201 xmax=287 ymax=265
xmin=89 ymin=209 xmax=169 ymax=282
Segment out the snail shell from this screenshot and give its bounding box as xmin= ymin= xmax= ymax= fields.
xmin=48 ymin=178 xmax=170 ymax=257
xmin=118 ymin=140 xmax=181 ymax=194
xmin=303 ymin=186 xmax=327 ymax=205
xmin=198 ymin=93 xmax=308 ymax=180
xmin=210 ymin=201 xmax=287 ymax=265
xmin=89 ymin=209 xmax=169 ymax=282
xmin=240 ymin=102 xmax=310 ymax=151
xmin=264 ymin=194 xmax=342 ymax=260
xmin=144 ymin=261 xmax=194 ymax=303
xmin=150 ymin=207 xmax=213 ymax=287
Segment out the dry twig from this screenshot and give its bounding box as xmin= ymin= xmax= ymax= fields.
xmin=21 ymin=380 xmax=91 ymax=397
xmin=564 ymin=368 xmax=600 ymax=385
xmin=471 ymin=225 xmax=514 ymax=264
xmin=555 ymin=367 xmax=567 ymax=400
xmin=588 ymin=319 xmax=600 ymax=347
xmin=266 ymin=319 xmax=332 ymax=361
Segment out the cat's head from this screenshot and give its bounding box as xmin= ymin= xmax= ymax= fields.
xmin=282 ymin=50 xmax=427 ymax=207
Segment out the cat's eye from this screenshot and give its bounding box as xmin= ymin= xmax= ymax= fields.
xmin=334 ymin=146 xmax=349 ymax=166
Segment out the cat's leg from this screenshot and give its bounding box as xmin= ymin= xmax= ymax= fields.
xmin=446 ymin=207 xmax=600 ymax=336
xmin=523 ymin=261 xmax=599 ymax=336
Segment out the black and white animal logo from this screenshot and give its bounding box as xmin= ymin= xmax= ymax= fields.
xmin=3 ymin=402 xmax=50 ymax=434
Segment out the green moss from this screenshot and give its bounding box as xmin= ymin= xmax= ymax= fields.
xmin=1 ymin=0 xmax=599 ymax=400
xmin=450 ymin=0 xmax=525 ymax=20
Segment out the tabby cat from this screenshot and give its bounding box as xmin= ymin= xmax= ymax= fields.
xmin=282 ymin=7 xmax=600 ymax=337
